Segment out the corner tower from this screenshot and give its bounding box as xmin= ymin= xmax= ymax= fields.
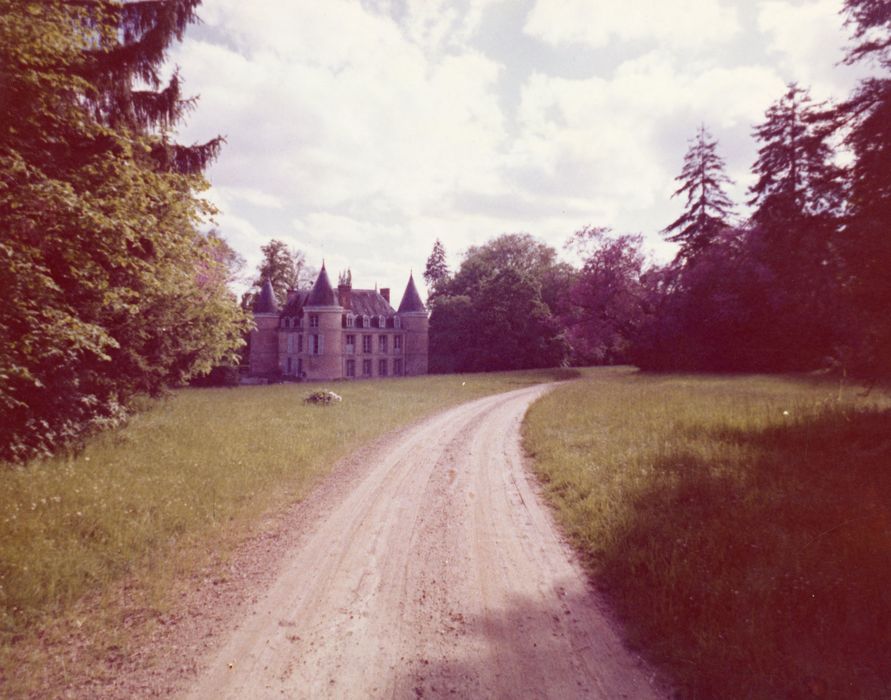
xmin=249 ymin=279 xmax=280 ymax=376
xmin=302 ymin=263 xmax=343 ymax=380
xmin=397 ymin=273 xmax=428 ymax=376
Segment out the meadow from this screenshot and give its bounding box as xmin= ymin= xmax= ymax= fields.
xmin=523 ymin=368 xmax=891 ymax=698
xmin=0 ymin=368 xmax=575 ymax=681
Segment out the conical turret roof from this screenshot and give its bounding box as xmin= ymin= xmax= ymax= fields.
xmin=397 ymin=273 xmax=426 ymax=313
xmin=253 ymin=279 xmax=278 ymax=313
xmin=305 ymin=262 xmax=338 ymax=307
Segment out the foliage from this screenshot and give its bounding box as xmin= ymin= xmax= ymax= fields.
xmin=245 ymin=239 xmax=316 ymax=309
xmin=834 ymin=1 xmax=891 ymax=379
xmin=429 ymin=233 xmax=569 ymax=372
xmin=423 ymin=238 xmax=450 ymax=302
xmin=0 ymin=0 xmax=250 ymax=461
xmin=562 ymin=227 xmax=648 ymax=364
xmin=524 ymin=370 xmax=891 ymax=699
xmin=662 ymin=124 xmax=736 ymax=262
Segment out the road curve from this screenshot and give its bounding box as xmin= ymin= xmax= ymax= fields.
xmin=184 ymin=384 xmax=661 ymax=699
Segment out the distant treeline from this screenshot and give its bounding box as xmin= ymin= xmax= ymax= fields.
xmin=425 ymin=0 xmax=891 ymax=379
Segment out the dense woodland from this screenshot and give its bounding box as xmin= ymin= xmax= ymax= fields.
xmin=1 ymin=0 xmax=889 ymax=461
xmin=427 ymin=0 xmax=891 ymax=380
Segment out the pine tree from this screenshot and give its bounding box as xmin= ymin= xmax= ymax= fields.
xmin=749 ymin=83 xmax=843 ymax=233
xmin=0 ymin=1 xmax=248 ymax=460
xmin=835 ymin=0 xmax=891 ymax=376
xmin=662 ymin=125 xmax=736 ymax=263
xmin=424 ymin=238 xmax=450 ymax=300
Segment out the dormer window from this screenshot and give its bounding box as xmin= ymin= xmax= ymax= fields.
xmin=394 ymin=316 xmax=401 ymax=329
xmin=363 ymin=315 xmax=370 ymax=328
xmin=346 ymin=314 xmax=354 ymax=328
xmin=378 ymin=315 xmax=386 ymax=328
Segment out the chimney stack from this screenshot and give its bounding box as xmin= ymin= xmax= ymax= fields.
xmin=380 ymin=287 xmax=390 ymax=304
xmin=338 ymin=284 xmax=352 ymax=310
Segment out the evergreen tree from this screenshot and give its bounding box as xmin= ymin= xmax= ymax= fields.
xmin=662 ymin=125 xmax=736 ymax=263
xmin=749 ymin=83 xmax=844 ymax=232
xmin=746 ymin=82 xmax=844 ymax=369
xmin=0 ymin=1 xmax=248 ymax=461
xmin=423 ymin=239 xmax=450 ymax=301
xmin=835 ymin=0 xmax=891 ymax=376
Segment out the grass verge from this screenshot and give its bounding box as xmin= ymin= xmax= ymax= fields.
xmin=523 ymin=367 xmax=891 ymax=699
xmin=0 ymin=367 xmax=577 ymax=694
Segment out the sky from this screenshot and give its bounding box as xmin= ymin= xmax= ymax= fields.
xmin=169 ymin=0 xmax=865 ymax=305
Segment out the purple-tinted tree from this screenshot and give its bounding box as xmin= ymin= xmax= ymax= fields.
xmin=563 ymin=227 xmax=648 ymax=364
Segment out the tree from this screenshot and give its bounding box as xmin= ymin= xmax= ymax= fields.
xmin=663 ymin=125 xmax=736 ymax=262
xmin=563 ymin=227 xmax=648 ymax=364
xmin=423 ymin=239 xmax=450 ymax=302
xmin=429 ymin=233 xmax=569 ymax=372
xmin=0 ymin=1 xmax=249 ymax=461
xmin=249 ymin=239 xmax=315 ymax=307
xmin=746 ymin=83 xmax=845 ymax=369
xmin=834 ymin=0 xmax=891 ymax=377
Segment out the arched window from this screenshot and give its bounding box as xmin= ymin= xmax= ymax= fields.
xmin=363 ymin=315 xmax=370 ymax=328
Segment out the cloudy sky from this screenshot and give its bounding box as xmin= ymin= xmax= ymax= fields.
xmin=170 ymin=0 xmax=864 ymax=303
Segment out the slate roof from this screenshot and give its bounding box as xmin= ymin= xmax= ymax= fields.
xmin=280 ymin=290 xmax=309 ymax=317
xmin=305 ymin=263 xmax=337 ymax=307
xmin=253 ymin=279 xmax=278 ymax=313
xmin=340 ymin=289 xmax=394 ymax=316
xmin=397 ymin=273 xmax=426 ymax=313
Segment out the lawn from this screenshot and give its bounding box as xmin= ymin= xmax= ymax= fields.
xmin=523 ymin=368 xmax=891 ymax=698
xmin=0 ymin=367 xmax=576 ymax=690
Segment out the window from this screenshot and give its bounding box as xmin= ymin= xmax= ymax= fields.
xmin=287 ymin=334 xmax=294 ymax=354
xmin=346 ymin=314 xmax=354 ymax=328
xmin=379 ymin=335 xmax=388 ymax=353
xmin=362 ymin=359 xmax=372 ymax=376
xmin=298 ymin=334 xmax=303 ymax=353
xmin=378 ymin=315 xmax=386 ymax=328
xmin=394 ymin=316 xmax=401 ymax=329
xmin=297 ymin=358 xmax=303 ymax=376
xmin=346 ymin=359 xmax=356 ymax=377
xmin=362 ymin=335 xmax=372 ymax=353
xmin=363 ymin=315 xmax=370 ymax=328
xmin=287 ymin=357 xmax=293 ymax=374
xmin=345 ymin=334 xmax=355 ymax=354
xmin=309 ymin=314 xmax=319 ymax=328
xmin=378 ymin=359 xmax=388 ymax=377
xmin=393 ymin=359 xmax=403 ymax=376
xmin=311 ymin=334 xmax=323 ymax=355
xmin=295 ymin=317 xmax=302 ymax=328
xmin=394 ymin=335 xmax=402 ymax=353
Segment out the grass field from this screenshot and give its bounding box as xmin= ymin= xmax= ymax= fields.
xmin=523 ymin=368 xmax=891 ymax=698
xmin=0 ymin=368 xmax=576 ymax=680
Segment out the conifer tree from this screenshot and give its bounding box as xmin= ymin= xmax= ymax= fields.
xmin=424 ymin=238 xmax=450 ymax=301
xmin=835 ymin=0 xmax=891 ymax=376
xmin=0 ymin=1 xmax=248 ymax=460
xmin=749 ymin=83 xmax=844 ymax=235
xmin=662 ymin=125 xmax=736 ymax=263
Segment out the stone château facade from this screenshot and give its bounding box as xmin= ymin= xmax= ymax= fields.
xmin=249 ymin=264 xmax=428 ymax=380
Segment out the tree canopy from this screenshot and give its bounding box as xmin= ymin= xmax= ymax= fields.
xmin=0 ymin=0 xmax=249 ymax=461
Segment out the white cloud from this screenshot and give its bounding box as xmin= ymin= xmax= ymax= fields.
xmin=758 ymin=0 xmax=864 ymax=100
xmin=524 ymin=0 xmax=740 ymax=50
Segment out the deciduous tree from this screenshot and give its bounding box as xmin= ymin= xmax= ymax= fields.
xmin=0 ymin=1 xmax=249 ymax=461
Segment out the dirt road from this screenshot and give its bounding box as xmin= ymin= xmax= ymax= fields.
xmin=185 ymin=384 xmax=661 ymax=699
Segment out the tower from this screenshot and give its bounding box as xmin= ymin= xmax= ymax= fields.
xmin=397 ymin=273 xmax=428 ymax=376
xmin=249 ymin=279 xmax=280 ymax=376
xmin=302 ymin=262 xmax=344 ymax=380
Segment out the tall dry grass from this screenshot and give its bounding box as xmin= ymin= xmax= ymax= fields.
xmin=523 ymin=368 xmax=891 ymax=698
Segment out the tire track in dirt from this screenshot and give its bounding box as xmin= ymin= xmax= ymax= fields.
xmin=184 ymin=384 xmax=662 ymax=699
